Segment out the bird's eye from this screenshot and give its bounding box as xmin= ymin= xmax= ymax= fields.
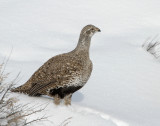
xmin=91 ymin=28 xmax=94 ymax=31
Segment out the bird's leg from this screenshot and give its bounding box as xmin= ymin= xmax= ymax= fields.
xmin=54 ymin=94 xmax=61 ymax=105
xmin=64 ymin=94 xmax=72 ymax=106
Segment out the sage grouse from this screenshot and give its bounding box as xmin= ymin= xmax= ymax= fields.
xmin=11 ymin=24 xmax=101 ymax=105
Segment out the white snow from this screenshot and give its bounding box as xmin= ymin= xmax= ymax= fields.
xmin=0 ymin=0 xmax=160 ymax=126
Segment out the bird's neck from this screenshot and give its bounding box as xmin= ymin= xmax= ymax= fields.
xmin=74 ymin=34 xmax=91 ymax=55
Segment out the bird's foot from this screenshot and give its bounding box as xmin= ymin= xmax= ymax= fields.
xmin=54 ymin=94 xmax=61 ymax=105
xmin=64 ymin=94 xmax=72 ymax=106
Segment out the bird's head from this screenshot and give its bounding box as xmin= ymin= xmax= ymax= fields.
xmin=80 ymin=24 xmax=101 ymax=37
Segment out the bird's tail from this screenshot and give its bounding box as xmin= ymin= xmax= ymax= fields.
xmin=11 ymin=83 xmax=30 ymax=94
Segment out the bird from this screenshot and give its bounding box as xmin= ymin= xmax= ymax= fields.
xmin=11 ymin=24 xmax=101 ymax=105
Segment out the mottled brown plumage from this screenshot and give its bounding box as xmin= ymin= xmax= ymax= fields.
xmin=11 ymin=24 xmax=101 ymax=105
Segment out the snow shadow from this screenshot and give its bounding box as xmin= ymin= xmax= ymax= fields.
xmin=72 ymin=91 xmax=84 ymax=102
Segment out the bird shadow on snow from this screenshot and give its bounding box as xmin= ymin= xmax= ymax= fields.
xmin=72 ymin=92 xmax=84 ymax=102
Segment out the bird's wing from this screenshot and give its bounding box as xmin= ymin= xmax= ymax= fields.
xmin=29 ymin=79 xmax=57 ymax=96
xmin=28 ymin=54 xmax=82 ymax=96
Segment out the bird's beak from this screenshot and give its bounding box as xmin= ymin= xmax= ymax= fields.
xmin=96 ymin=28 xmax=101 ymax=32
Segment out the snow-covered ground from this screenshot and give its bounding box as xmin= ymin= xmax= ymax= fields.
xmin=0 ymin=0 xmax=160 ymax=125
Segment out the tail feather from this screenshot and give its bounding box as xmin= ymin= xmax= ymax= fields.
xmin=11 ymin=84 xmax=42 ymax=97
xmin=11 ymin=85 xmax=30 ymax=94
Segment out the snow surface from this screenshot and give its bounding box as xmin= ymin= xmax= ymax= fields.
xmin=0 ymin=0 xmax=160 ymax=126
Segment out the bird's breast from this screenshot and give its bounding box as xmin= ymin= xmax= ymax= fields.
xmin=81 ymin=60 xmax=93 ymax=84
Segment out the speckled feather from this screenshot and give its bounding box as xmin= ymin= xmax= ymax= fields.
xmin=28 ymin=51 xmax=92 ymax=96
xmin=11 ymin=24 xmax=100 ymax=105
